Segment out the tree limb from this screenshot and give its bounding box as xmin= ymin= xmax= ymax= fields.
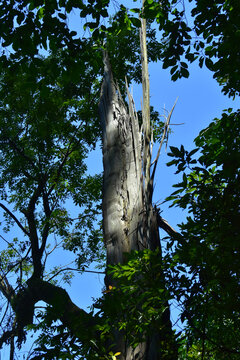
xmin=39 ymin=190 xmax=52 ymax=256
xmin=12 ymin=278 xmax=96 ymax=342
xmin=0 ymin=203 xmax=29 ymax=237
xmin=24 ymin=184 xmax=45 ymax=278
xmin=47 ymin=144 xmax=75 ymax=197
xmin=150 ymin=98 xmax=178 ymax=185
xmin=140 ymin=15 xmax=151 ymax=204
xmin=7 ymin=138 xmax=37 ymax=171
xmin=0 ymin=274 xmax=15 ymax=303
xmin=47 ymin=267 xmax=105 ymax=282
xmin=156 ymin=212 xmax=181 ymax=238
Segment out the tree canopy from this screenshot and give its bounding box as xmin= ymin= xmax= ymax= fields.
xmin=165 ymin=109 xmax=240 ymax=359
xmin=0 ymin=0 xmax=239 ymax=359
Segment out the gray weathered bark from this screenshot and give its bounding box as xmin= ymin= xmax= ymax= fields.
xmin=100 ymin=53 xmax=145 ymax=266
xmin=99 ymin=26 xmax=178 ymax=358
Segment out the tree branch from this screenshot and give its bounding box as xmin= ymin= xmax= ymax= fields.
xmin=156 ymin=212 xmax=181 ymax=238
xmin=0 ymin=273 xmax=15 ymax=303
xmin=47 ymin=267 xmax=105 ymax=282
xmin=0 ymin=203 xmax=29 ymax=237
xmin=12 ymin=278 xmax=96 ymax=341
xmin=150 ymin=98 xmax=178 ymax=185
xmin=39 ymin=190 xmax=52 ymax=256
xmin=7 ymin=138 xmax=37 ymax=171
xmin=24 ymin=184 xmax=45 ymax=278
xmin=47 ymin=144 xmax=75 ymax=197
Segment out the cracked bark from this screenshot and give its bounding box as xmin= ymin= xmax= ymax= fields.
xmin=99 ymin=48 xmax=178 ymax=358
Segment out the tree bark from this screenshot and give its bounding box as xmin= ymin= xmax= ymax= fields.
xmin=99 ymin=49 xmax=178 ymax=359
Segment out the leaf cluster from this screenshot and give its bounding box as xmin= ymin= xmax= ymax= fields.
xmin=165 ymin=109 xmax=240 ymax=357
xmin=94 ymin=250 xmax=174 ymax=353
xmin=142 ymin=0 xmax=240 ymax=96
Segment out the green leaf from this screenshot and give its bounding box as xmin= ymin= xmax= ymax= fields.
xmin=181 ymin=67 xmax=189 ymax=78
xmin=169 ymin=146 xmax=182 ymax=157
xmin=189 ymin=148 xmax=198 ymax=156
xmin=17 ymin=12 xmax=25 ymax=24
xmin=205 ymin=57 xmax=214 ymax=71
xmin=58 ymin=13 xmax=67 ymax=20
xmin=129 ymin=17 xmax=141 ymax=28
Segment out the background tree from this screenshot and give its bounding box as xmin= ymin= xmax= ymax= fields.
xmin=0 ymin=43 xmax=111 ymax=356
xmin=165 ymin=109 xmax=240 ymax=359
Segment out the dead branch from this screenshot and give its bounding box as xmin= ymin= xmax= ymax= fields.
xmin=151 ymin=98 xmax=178 ymax=183
xmin=156 ymin=212 xmax=181 ymax=238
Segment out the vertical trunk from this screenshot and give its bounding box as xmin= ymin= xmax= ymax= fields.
xmin=99 ymin=53 xmax=145 ymax=267
xmin=99 ymin=20 xmax=178 ymax=360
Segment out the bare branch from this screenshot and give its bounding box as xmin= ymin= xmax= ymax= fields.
xmin=0 ymin=301 xmax=9 ymax=328
xmin=0 ymin=274 xmax=15 ymax=303
xmin=47 ymin=124 xmax=82 ymax=198
xmin=0 ymin=234 xmax=22 ymax=258
xmin=39 ymin=191 xmax=52 ymax=256
xmin=151 ymin=98 xmax=178 ymax=183
xmin=24 ymin=184 xmax=45 ymax=278
xmin=47 ymin=267 xmax=105 ymax=282
xmin=156 ymin=213 xmax=181 ymax=238
xmin=47 ymin=147 xmax=72 ymax=197
xmin=140 ymin=15 xmax=151 ymax=202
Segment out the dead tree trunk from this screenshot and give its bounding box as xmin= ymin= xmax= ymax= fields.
xmin=99 ymin=18 xmax=178 ymax=360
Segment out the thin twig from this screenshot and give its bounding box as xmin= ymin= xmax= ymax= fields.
xmin=151 ymin=98 xmax=178 ymax=182
xmin=47 ymin=267 xmax=105 ymax=282
xmin=0 ymin=301 xmax=9 ymax=328
xmin=0 ymin=235 xmax=22 ymax=258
